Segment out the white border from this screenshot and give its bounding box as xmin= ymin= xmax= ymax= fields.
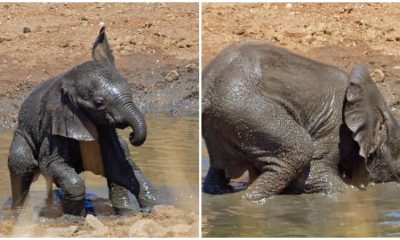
xmin=198 ymin=1 xmax=203 ymax=238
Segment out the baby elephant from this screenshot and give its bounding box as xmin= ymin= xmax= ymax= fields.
xmin=8 ymin=27 xmax=156 ymax=215
xmin=202 ymin=41 xmax=400 ymax=201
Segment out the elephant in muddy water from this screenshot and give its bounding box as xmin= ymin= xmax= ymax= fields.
xmin=8 ymin=27 xmax=156 ymax=215
xmin=202 ymin=40 xmax=400 ymax=201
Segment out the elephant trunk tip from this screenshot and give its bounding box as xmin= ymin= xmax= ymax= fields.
xmin=129 ymin=131 xmax=146 ymax=146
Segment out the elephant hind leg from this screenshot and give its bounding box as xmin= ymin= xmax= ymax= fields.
xmin=232 ymin=99 xmax=314 ymax=201
xmin=202 ymin=124 xmax=241 ymax=194
xmin=8 ymin=131 xmax=38 ymax=209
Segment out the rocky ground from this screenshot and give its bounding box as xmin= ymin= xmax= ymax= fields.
xmin=0 ymin=3 xmax=199 ymax=129
xmin=203 ymin=2 xmax=400 ymax=120
xmin=0 ymin=205 xmax=198 ymax=237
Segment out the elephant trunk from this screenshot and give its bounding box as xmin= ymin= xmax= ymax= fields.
xmin=120 ymin=103 xmax=147 ymax=146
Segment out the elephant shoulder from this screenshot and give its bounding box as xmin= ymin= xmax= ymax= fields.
xmin=18 ymin=75 xmax=63 ymax=132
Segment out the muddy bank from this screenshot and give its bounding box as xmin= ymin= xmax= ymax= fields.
xmin=0 ymin=3 xmax=199 ymax=129
xmin=203 ymin=3 xmax=400 ymax=120
xmin=0 ymin=53 xmax=199 ymax=129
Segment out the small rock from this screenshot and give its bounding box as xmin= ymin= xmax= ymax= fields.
xmin=285 ymin=3 xmax=293 ymax=9
xmin=185 ymin=63 xmax=197 ymax=72
xmin=165 ymin=70 xmax=179 ymax=82
xmin=23 ymin=27 xmax=31 ymax=33
xmin=370 ymin=69 xmax=385 ymax=83
xmin=85 ymin=214 xmax=108 ymax=234
xmin=128 ymin=219 xmax=168 ymax=237
xmin=59 ymin=40 xmax=70 ymax=48
xmin=81 ymin=16 xmax=88 ymax=21
xmin=233 ymin=28 xmax=246 ymax=35
xmin=392 ymin=66 xmax=400 ymax=70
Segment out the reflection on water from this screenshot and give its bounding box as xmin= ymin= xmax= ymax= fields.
xmin=202 ymin=145 xmax=400 ymax=237
xmin=0 ymin=114 xmax=198 ymax=218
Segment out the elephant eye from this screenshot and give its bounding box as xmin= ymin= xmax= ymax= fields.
xmin=93 ymin=97 xmax=105 ymax=108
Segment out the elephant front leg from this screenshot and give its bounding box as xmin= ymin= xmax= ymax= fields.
xmin=243 ymin=154 xmax=311 ymax=201
xmin=101 ymin=131 xmax=156 ymax=213
xmin=132 ymin=168 xmax=156 ymax=212
xmin=47 ymin=161 xmax=86 ymax=215
xmin=106 ymin=167 xmax=156 ymax=213
xmin=107 ymin=180 xmax=138 ymax=215
xmin=305 ymin=159 xmax=351 ymax=193
xmin=304 ymin=139 xmax=351 ymax=193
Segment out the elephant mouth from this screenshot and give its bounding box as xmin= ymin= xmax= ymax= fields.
xmin=104 ymin=112 xmax=129 ymax=129
xmin=114 ymin=122 xmax=129 ymax=129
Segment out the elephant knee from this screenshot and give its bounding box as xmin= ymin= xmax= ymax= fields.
xmin=51 ymin=165 xmax=85 ymax=215
xmin=60 ymin=175 xmax=85 ymax=200
xmin=8 ymin=147 xmax=37 ymax=175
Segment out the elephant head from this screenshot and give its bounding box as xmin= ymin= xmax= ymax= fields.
xmin=45 ymin=26 xmax=146 ymax=146
xmin=344 ymin=63 xmax=400 ymax=183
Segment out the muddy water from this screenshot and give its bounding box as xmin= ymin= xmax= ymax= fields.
xmin=0 ymin=114 xmax=199 ymax=237
xmin=202 ymin=147 xmax=400 ymax=237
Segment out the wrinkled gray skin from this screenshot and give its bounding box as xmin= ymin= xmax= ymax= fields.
xmin=202 ymin=41 xmax=400 ymax=201
xmin=8 ymin=27 xmax=156 ymax=215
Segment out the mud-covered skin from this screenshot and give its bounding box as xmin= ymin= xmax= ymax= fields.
xmin=8 ymin=27 xmax=156 ymax=215
xmin=202 ymin=41 xmax=400 ymax=201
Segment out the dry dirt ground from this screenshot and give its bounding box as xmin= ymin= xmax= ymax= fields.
xmin=0 ymin=2 xmax=199 ymax=128
xmin=203 ymin=2 xmax=400 ymax=120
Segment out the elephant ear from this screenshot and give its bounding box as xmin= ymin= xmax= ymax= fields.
xmin=92 ymin=26 xmax=115 ymax=66
xmin=344 ymin=62 xmax=388 ymax=159
xmin=40 ymin=80 xmax=98 ymax=141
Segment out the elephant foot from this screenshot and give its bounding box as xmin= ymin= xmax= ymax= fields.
xmin=140 ymin=206 xmax=153 ymax=213
xmin=113 ymin=207 xmax=138 ymax=216
xmin=113 ymin=206 xmax=152 ymax=215
xmin=202 ymin=183 xmax=234 ymax=194
xmin=61 ymin=196 xmax=85 ymax=216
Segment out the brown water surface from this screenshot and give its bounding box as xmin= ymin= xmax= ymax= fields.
xmin=202 ymin=145 xmax=400 ymax=237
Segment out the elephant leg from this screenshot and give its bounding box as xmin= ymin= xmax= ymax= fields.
xmin=47 ymin=161 xmax=85 ymax=215
xmin=233 ymin=99 xmax=313 ymax=201
xmin=100 ymin=130 xmax=156 ymax=213
xmin=8 ymin=131 xmax=38 ymax=209
xmin=305 ymin=160 xmax=350 ymax=193
xmin=202 ymin=123 xmax=234 ymax=194
xmin=117 ymin=136 xmax=156 ymax=212
xmin=132 ymin=169 xmax=156 ymax=212
xmin=304 ymin=138 xmax=351 ymax=193
xmin=107 ymin=180 xmax=138 ymax=215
